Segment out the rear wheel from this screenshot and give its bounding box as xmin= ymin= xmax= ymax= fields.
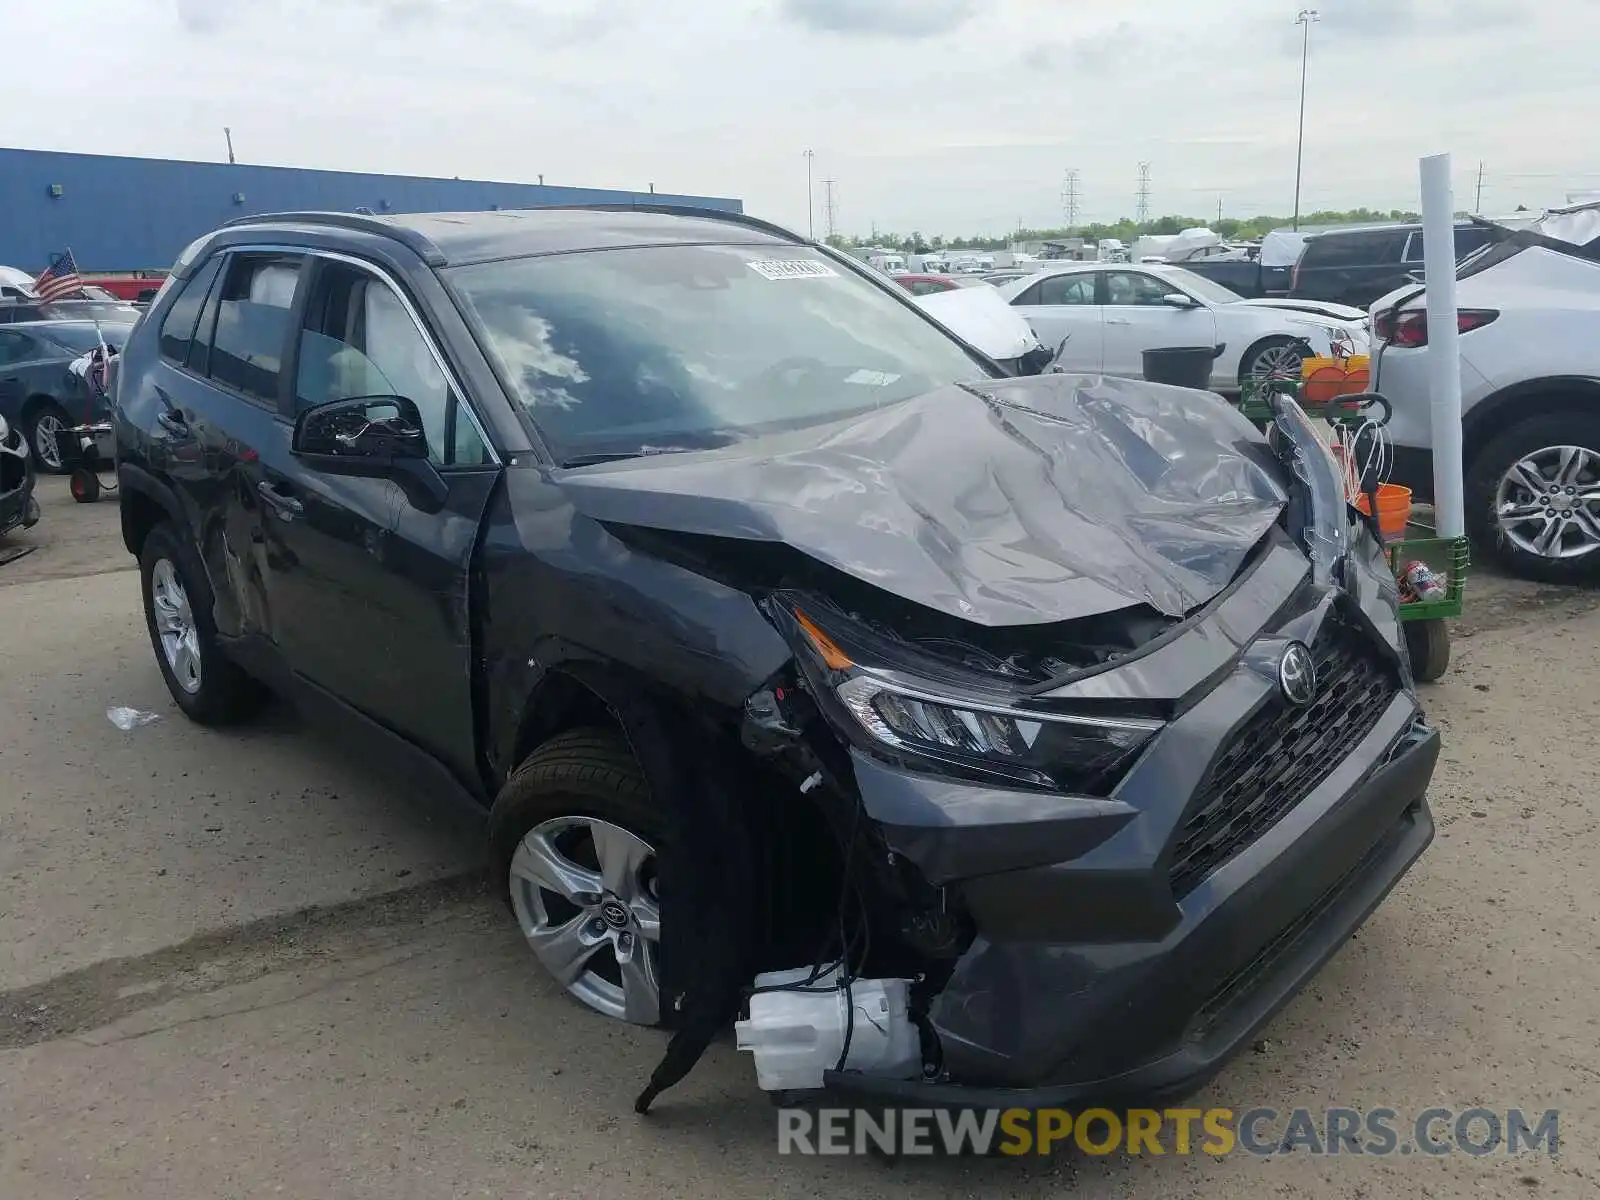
xmin=1466 ymin=413 xmax=1600 ymax=584
xmin=489 ymin=729 xmax=669 ymax=1027
xmin=138 ymin=522 xmax=267 ymax=724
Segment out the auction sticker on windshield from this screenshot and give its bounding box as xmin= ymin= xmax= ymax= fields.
xmin=747 ymin=260 xmax=839 ymax=280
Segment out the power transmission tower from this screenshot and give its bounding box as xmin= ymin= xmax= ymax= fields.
xmin=1136 ymin=163 xmax=1152 ymax=224
xmin=822 ymin=180 xmax=839 ymax=240
xmin=1475 ymin=161 xmax=1486 ymax=213
xmin=1060 ymin=169 xmax=1081 ymax=229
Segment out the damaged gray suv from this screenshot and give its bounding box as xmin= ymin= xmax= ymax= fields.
xmin=114 ymin=205 xmax=1438 ymax=1112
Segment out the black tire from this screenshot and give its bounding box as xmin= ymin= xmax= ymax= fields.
xmin=138 ymin=521 xmax=267 ymax=725
xmin=1239 ymin=336 xmax=1309 ymax=387
xmin=25 ymin=401 xmax=73 ymax=474
xmin=69 ymin=468 xmax=100 ymax=503
xmin=1465 ymin=412 xmax=1600 ymax=584
xmin=489 ymin=727 xmax=673 ymax=1027
xmin=1405 ymin=619 xmax=1451 ymax=684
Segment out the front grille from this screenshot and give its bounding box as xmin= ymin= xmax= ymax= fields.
xmin=1168 ymin=614 xmax=1398 ymax=898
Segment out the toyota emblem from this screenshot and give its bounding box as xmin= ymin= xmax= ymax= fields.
xmin=1277 ymin=641 xmax=1317 ymax=707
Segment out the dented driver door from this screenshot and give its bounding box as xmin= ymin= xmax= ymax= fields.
xmin=254 ymin=257 xmax=501 ymax=781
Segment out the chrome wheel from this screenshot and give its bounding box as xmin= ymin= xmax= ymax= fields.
xmin=1494 ymin=444 xmax=1600 ymax=561
xmin=32 ymin=412 xmax=65 ymax=471
xmin=509 ymin=816 xmax=661 ymax=1025
xmin=1245 ymin=340 xmax=1306 ymax=382
xmin=150 ymin=558 xmax=203 ymax=694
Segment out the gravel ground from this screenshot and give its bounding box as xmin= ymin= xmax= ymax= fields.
xmin=1 ymin=475 xmax=1596 ymax=1198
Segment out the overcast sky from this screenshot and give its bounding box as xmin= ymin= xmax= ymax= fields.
xmin=4 ymin=0 xmax=1594 ymax=236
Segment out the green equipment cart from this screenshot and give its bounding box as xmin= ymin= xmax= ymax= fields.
xmin=1239 ymin=379 xmax=1468 ymax=683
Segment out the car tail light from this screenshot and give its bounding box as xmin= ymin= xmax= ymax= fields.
xmin=1374 ymin=308 xmax=1498 ymax=348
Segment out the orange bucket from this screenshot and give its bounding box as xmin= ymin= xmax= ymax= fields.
xmin=1301 ymin=356 xmax=1371 ymax=404
xmin=1355 ymin=483 xmax=1412 ymax=540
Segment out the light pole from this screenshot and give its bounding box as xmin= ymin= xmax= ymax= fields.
xmin=803 ymin=149 xmax=815 ymax=239
xmin=1292 ymin=9 xmax=1320 ymax=231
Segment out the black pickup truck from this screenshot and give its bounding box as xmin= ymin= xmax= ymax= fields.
xmin=1180 ymin=254 xmax=1291 ymax=298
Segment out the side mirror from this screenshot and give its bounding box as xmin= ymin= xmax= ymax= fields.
xmin=1162 ymin=293 xmax=1199 ymax=309
xmin=291 ymin=395 xmax=447 ymax=513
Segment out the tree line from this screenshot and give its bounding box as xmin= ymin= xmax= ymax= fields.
xmin=829 ymin=207 xmax=1435 ymax=252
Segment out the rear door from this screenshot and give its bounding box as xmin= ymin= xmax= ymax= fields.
xmin=1099 ymin=270 xmax=1217 ymax=377
xmin=1010 ymin=272 xmax=1102 ymax=368
xmin=254 ymin=254 xmax=500 ymax=780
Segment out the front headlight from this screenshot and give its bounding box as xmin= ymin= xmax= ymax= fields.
xmin=788 ymin=607 xmax=1162 ymax=794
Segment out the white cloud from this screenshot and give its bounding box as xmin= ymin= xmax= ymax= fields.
xmin=0 ymin=0 xmax=1589 ymax=239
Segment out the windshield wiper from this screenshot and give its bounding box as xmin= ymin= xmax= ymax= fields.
xmin=558 ymin=447 xmax=696 ymax=469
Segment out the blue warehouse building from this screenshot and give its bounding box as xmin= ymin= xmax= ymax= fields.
xmin=0 ymin=147 xmax=743 ymax=273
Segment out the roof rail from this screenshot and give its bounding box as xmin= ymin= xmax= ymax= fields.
xmin=218 ymin=210 xmax=446 ymax=266
xmin=547 ymin=203 xmax=809 ymax=245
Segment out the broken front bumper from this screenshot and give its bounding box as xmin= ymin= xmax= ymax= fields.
xmin=827 ymin=617 xmax=1437 ymax=1108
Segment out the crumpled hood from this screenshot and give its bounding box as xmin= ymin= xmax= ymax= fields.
xmin=557 ymin=374 xmax=1289 ymax=626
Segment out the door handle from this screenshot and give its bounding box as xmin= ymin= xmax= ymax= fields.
xmin=1107 ymin=318 xmax=1132 ymax=326
xmin=257 ymin=481 xmax=304 ymax=521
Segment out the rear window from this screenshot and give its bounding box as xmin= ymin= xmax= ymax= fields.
xmin=1301 ymin=230 xmax=1411 ymax=268
xmin=158 ymin=256 xmax=224 ymax=366
xmin=207 ymin=255 xmax=303 ymax=404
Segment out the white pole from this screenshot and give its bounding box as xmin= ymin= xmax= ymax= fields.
xmin=1419 ymin=153 xmax=1466 ymax=539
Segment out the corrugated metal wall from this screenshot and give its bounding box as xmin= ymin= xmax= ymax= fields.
xmin=0 ymin=148 xmax=743 ymax=272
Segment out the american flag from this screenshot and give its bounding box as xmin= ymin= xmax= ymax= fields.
xmin=34 ymin=250 xmax=85 ymax=302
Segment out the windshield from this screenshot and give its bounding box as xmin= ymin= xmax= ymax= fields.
xmin=1160 ymin=267 xmax=1246 ymax=305
xmin=448 ymin=243 xmax=992 ymax=463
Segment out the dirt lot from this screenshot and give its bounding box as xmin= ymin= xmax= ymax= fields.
xmin=2 ymin=475 xmax=1597 ymax=1198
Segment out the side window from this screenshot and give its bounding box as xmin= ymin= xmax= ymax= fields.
xmin=1304 ymin=231 xmax=1410 ymax=269
xmin=157 ymin=255 xmax=224 ymax=367
xmin=1103 ymin=272 xmax=1172 ymax=306
xmin=1036 ymin=274 xmax=1098 ymax=306
xmin=1455 ymin=226 xmax=1493 ymax=256
xmin=1011 ymin=281 xmax=1044 ymax=306
xmin=207 ymin=254 xmax=303 ymax=405
xmin=294 ymin=261 xmax=488 ymax=467
xmin=0 ymin=332 xmax=27 ymax=366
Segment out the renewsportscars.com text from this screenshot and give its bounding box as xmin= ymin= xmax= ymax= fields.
xmin=777 ymin=1106 xmax=1560 ymax=1158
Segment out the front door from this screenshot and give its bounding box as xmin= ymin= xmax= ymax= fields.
xmin=254 ymin=256 xmax=500 ymax=782
xmin=1099 ymin=270 xmax=1217 ymax=378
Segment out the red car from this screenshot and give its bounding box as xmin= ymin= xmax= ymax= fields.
xmin=889 ymin=273 xmax=993 ymax=296
xmin=83 ymin=274 xmax=169 ymax=304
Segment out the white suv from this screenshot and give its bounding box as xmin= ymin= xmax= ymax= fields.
xmin=1371 ymin=225 xmax=1600 ymax=583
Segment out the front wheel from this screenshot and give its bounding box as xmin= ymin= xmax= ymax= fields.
xmin=489 ymin=729 xmax=668 ymax=1027
xmin=1465 ymin=413 xmax=1600 ymax=584
xmin=1240 ymin=336 xmax=1308 ymax=387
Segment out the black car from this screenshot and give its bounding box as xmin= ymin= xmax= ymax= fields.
xmin=1289 ymin=222 xmax=1498 ymax=309
xmin=0 ymin=319 xmax=137 ymax=471
xmin=114 ymin=206 xmax=1438 ymax=1109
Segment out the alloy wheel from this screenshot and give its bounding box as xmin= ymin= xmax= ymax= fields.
xmin=33 ymin=413 xmax=65 ymax=471
xmin=1246 ymin=341 xmax=1306 ymax=382
xmin=150 ymin=558 xmax=203 ymax=694
xmin=509 ymin=816 xmax=661 ymax=1025
xmin=1493 ymin=444 xmax=1600 ymax=561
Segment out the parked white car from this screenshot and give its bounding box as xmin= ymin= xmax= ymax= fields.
xmin=994 ymin=262 xmax=1369 ymax=392
xmin=1370 ymin=218 xmax=1600 ymax=583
